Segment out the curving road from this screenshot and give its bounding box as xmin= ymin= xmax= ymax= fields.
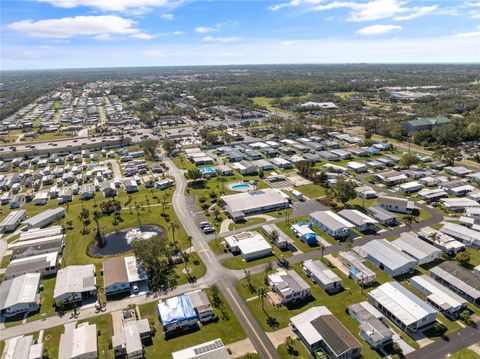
xmin=166 ymin=158 xmax=282 ymax=359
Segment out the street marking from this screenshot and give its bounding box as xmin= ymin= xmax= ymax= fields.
xmin=226 ymin=288 xmax=273 ymax=359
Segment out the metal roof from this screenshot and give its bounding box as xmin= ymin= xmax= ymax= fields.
xmin=368 ymin=282 xmax=437 ymax=326
xmin=392 ymin=233 xmax=441 ymax=261
xmin=359 ymin=239 xmax=417 ymax=271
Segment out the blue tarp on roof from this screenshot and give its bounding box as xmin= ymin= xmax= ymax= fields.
xmin=157 ymin=294 xmax=197 ymax=326
xmin=199 ymin=167 xmax=216 ymax=174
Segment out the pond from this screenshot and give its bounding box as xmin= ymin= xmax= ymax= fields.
xmin=88 ymin=225 xmax=166 ymax=257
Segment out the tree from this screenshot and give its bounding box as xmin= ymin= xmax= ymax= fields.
xmin=169 ymin=222 xmax=180 ymax=253
xmin=78 ymin=207 xmax=90 ymax=234
xmin=187 ymin=168 xmax=202 ymax=182
xmin=328 ymin=176 xmax=357 ymax=206
xmin=319 ymin=243 xmax=325 ymax=258
xmin=258 ymin=287 xmax=267 ymax=313
xmin=456 ymin=250 xmax=471 ymax=266
xmin=460 ymin=310 xmax=474 ymax=326
xmin=139 ymin=139 xmax=159 ymax=161
xmin=286 ymin=336 xmax=297 ymax=356
xmin=391 ymin=342 xmax=403 ymax=356
xmin=132 ymin=235 xmax=177 ymax=292
xmin=268 ymin=229 xmax=279 ymax=244
xmin=162 ymin=138 xmax=175 ymax=155
xmin=402 ymin=214 xmax=416 ymax=228
xmin=399 ymin=152 xmax=420 ymax=168
xmin=93 ymin=210 xmax=103 ymax=244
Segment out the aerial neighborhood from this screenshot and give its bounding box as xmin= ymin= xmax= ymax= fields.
xmin=0 ymin=64 xmax=480 ymax=359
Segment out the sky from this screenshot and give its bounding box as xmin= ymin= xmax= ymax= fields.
xmin=1 ymin=0 xmax=479 ymax=70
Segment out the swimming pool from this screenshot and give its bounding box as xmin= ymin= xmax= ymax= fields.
xmin=228 ymin=182 xmax=256 ymax=192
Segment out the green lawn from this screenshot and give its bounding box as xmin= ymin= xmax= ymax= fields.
xmin=236 ymin=262 xmax=419 ymax=358
xmin=139 ymin=288 xmax=246 ymax=357
xmin=79 ymin=314 xmax=114 ymax=358
xmin=276 ymin=216 xmax=336 ymax=251
xmin=295 ymin=184 xmax=326 ymax=199
xmin=221 ymin=245 xmax=292 ymax=270
xmin=228 ymin=217 xmax=266 ymax=231
xmin=172 ymin=154 xmax=196 ymax=171
xmin=42 ymin=324 xmax=65 ymax=359
xmin=449 ymin=349 xmax=480 ymax=359
xmin=277 ymin=338 xmax=312 ymax=358
xmin=175 ymin=252 xmax=207 ymax=285
xmin=237 ymin=354 xmax=260 ymax=359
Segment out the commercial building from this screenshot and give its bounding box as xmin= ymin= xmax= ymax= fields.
xmin=224 ymin=231 xmax=272 ymax=261
xmin=338 ymin=251 xmax=376 ymax=287
xmin=59 ymin=322 xmax=98 ymax=359
xmin=402 ymin=117 xmax=450 ymax=132
xmin=377 ymin=195 xmax=414 ymax=214
xmin=348 ymin=302 xmax=393 ymax=349
xmin=54 ymin=264 xmax=97 ymax=305
xmin=302 ymin=259 xmax=343 ymax=294
xmin=157 ymin=294 xmax=198 ymax=333
xmin=430 ymin=261 xmax=480 ymax=305
xmin=22 ymin=207 xmax=65 ymax=229
xmin=410 ymin=275 xmax=467 ymax=318
xmin=267 ymin=270 xmax=311 ymax=305
xmin=291 ymin=306 xmax=362 ymax=358
xmin=221 ymin=189 xmax=289 ymax=221
xmin=5 ymin=251 xmax=59 ymax=280
xmin=368 ymin=282 xmax=437 ymax=333
xmin=309 ymin=211 xmax=354 ymax=238
xmin=171 ymin=339 xmax=231 ymax=359
xmin=0 ymin=209 xmax=27 ymax=232
xmin=357 ymin=239 xmax=417 ymax=278
xmin=392 ymin=232 xmax=441 ymax=265
xmin=103 ymin=256 xmax=148 ymax=296
xmin=0 ymin=273 xmax=41 ymax=317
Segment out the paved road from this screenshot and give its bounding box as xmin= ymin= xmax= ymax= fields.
xmin=406 ymin=320 xmax=480 ymax=359
xmin=166 ymin=157 xmax=282 ymax=359
xmin=0 ymin=278 xmax=211 ymax=341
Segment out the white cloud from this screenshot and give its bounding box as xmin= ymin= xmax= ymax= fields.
xmin=130 ymin=33 xmax=154 ymax=39
xmin=450 ymin=31 xmax=480 ymax=38
xmin=357 ymin=24 xmax=402 ymax=35
xmin=195 ymin=26 xmax=217 ymax=33
xmin=271 ymin=0 xmax=441 ymax=22
xmin=37 ymin=0 xmax=181 ymax=12
xmin=470 ymin=10 xmax=480 ymax=18
xmin=195 ymin=21 xmax=240 ymax=34
xmin=161 ymin=14 xmax=175 ymax=20
xmin=394 ymin=5 xmax=438 ymax=21
xmin=172 ymin=30 xmax=184 ymax=35
xmin=8 ymin=15 xmax=143 ymax=39
xmin=144 ymin=49 xmax=166 ymax=57
xmin=202 ymin=36 xmax=242 ymax=43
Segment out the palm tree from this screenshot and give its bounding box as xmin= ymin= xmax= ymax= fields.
xmin=187 ymin=236 xmax=193 ymax=256
xmin=319 ymin=243 xmax=325 ymax=258
xmin=268 ymin=230 xmax=279 ymax=244
xmin=403 ymin=214 xmax=415 ymax=229
xmin=258 ymin=287 xmax=267 ymax=313
xmin=170 ymin=222 xmax=180 ymax=252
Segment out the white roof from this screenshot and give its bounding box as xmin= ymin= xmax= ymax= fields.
xmin=310 ymin=211 xmax=355 ymax=231
xmin=59 ymin=323 xmax=97 ymax=359
xmin=221 ymin=189 xmax=287 ymax=214
xmin=0 ymin=273 xmax=40 ymax=310
xmin=303 ymin=259 xmax=341 ymax=286
xmin=225 ymin=231 xmax=272 ymax=256
xmin=347 ymin=161 xmax=367 ymax=169
xmin=54 ymin=264 xmax=96 ymax=299
xmin=441 ymin=223 xmax=480 ymax=244
xmin=441 ymin=198 xmax=480 ymax=208
xmin=411 ymin=275 xmax=466 ymax=310
xmin=392 ymin=233 xmax=441 ymax=261
xmin=338 ymin=209 xmax=378 ymax=227
xmin=290 ymin=306 xmax=331 ymax=345
xmin=359 ymin=239 xmax=417 ymax=271
xmin=19 ymin=225 xmax=63 ymax=241
xmin=369 ymin=282 xmax=437 ymax=326
xmin=172 ymin=339 xmax=230 ymax=359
